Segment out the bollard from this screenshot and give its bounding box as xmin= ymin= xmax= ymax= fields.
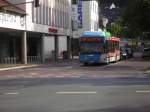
xmin=13 ymin=57 xmax=17 ymax=64
xmin=34 ymin=56 xmax=36 ymax=63
xmin=30 ymin=56 xmax=32 ymax=64
xmin=4 ymin=57 xmax=7 ymax=64
xmin=33 ymin=56 xmax=35 ymax=63
xmin=4 ymin=58 xmax=6 ymax=64
xmin=8 ymin=57 xmax=10 ymax=64
xmin=1 ymin=58 xmax=4 ymax=64
xmin=10 ymin=57 xmax=12 ymax=64
xmin=0 ymin=57 xmax=2 ymax=64
xmin=37 ymin=56 xmax=39 ymax=64
xmin=35 ymin=56 xmax=37 ymax=63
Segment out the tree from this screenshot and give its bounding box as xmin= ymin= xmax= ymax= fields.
xmin=111 ymin=22 xmax=123 ymax=37
xmin=121 ymin=0 xmax=150 ymax=37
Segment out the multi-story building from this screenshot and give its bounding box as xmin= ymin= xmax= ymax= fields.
xmin=0 ymin=0 xmax=72 ymax=64
xmin=0 ymin=0 xmax=26 ymax=64
xmin=72 ymin=0 xmax=99 ymax=56
xmin=74 ymin=0 xmax=99 ymax=36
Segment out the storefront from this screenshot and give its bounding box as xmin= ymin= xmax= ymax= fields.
xmin=0 ymin=1 xmax=26 ymax=64
xmin=0 ymin=0 xmax=72 ymax=64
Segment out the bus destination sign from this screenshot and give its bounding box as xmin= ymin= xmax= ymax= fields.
xmin=80 ymin=38 xmax=102 ymax=42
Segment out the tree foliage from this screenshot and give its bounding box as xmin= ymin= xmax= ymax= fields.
xmin=111 ymin=22 xmax=123 ymax=37
xmin=121 ymin=0 xmax=150 ymax=36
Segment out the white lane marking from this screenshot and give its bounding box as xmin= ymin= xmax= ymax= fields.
xmin=56 ymin=91 xmax=98 ymax=94
xmin=4 ymin=92 xmax=19 ymax=95
xmin=80 ymin=86 xmax=93 ymax=88
xmin=136 ymin=91 xmax=150 ymax=93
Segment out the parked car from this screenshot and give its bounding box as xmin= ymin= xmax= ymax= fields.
xmin=142 ymin=47 xmax=150 ymax=58
xmin=120 ymin=47 xmax=127 ymax=60
xmin=120 ymin=46 xmax=133 ymax=60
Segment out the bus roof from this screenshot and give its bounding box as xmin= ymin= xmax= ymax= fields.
xmin=81 ymin=31 xmax=120 ymax=41
xmin=81 ymin=31 xmax=105 ymax=38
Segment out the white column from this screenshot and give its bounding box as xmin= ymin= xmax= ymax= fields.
xmin=41 ymin=34 xmax=45 ymax=62
xmin=22 ymin=31 xmax=27 ymax=64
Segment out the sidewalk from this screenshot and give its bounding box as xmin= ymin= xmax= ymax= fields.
xmin=0 ymin=53 xmax=149 ymax=72
xmin=0 ymin=59 xmax=79 ymax=71
xmin=0 ymin=54 xmax=149 ymax=79
xmin=128 ymin=52 xmax=150 ymax=73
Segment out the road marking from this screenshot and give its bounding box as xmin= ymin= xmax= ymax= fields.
xmin=4 ymin=92 xmax=19 ymax=95
xmin=56 ymin=91 xmax=97 ymax=94
xmin=136 ymin=91 xmax=150 ymax=93
xmin=80 ymin=86 xmax=93 ymax=88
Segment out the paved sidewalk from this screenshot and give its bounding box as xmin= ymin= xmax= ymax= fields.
xmin=0 ymin=59 xmax=79 ymax=71
xmin=0 ymin=52 xmax=144 ymax=68
xmin=0 ymin=53 xmax=149 ymax=79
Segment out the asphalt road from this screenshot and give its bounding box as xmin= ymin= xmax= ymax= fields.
xmin=0 ymin=77 xmax=150 ymax=112
xmin=0 ymin=57 xmax=150 ymax=112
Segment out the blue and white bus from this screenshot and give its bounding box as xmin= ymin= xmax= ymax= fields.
xmin=79 ymin=31 xmax=120 ymax=65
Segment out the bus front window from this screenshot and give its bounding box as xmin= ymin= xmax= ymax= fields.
xmin=80 ymin=42 xmax=104 ymax=54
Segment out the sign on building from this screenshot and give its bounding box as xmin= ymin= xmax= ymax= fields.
xmin=0 ymin=12 xmax=25 ymax=30
xmin=78 ymin=0 xmax=82 ymax=28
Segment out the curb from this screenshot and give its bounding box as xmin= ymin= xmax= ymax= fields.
xmin=0 ymin=65 xmax=39 ymax=71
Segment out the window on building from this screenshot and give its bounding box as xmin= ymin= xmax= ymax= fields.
xmin=56 ymin=9 xmax=59 ymax=27
xmin=45 ymin=6 xmax=48 ymax=25
xmin=52 ymin=8 xmax=55 ymax=27
xmin=42 ymin=6 xmax=45 ymax=25
xmin=39 ymin=7 xmax=42 ymax=24
xmin=63 ymin=11 xmax=65 ymax=28
xmin=49 ymin=7 xmax=51 ymax=26
xmin=32 ymin=3 xmax=34 ymax=23
xmin=31 ymin=0 xmax=70 ymax=29
xmin=55 ymin=9 xmax=57 ymax=27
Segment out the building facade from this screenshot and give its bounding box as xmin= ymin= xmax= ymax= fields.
xmin=0 ymin=0 xmax=72 ymax=64
xmin=72 ymin=0 xmax=99 ymax=56
xmin=74 ymin=0 xmax=99 ymax=37
xmin=26 ymin=0 xmax=72 ymax=62
xmin=0 ymin=0 xmax=26 ymax=64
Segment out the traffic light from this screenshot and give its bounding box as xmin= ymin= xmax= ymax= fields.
xmin=34 ymin=0 xmax=40 ymax=7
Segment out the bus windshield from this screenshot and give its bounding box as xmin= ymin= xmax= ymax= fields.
xmin=80 ymin=42 xmax=104 ymax=54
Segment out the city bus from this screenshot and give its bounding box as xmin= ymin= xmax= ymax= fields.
xmin=79 ymin=31 xmax=120 ymax=65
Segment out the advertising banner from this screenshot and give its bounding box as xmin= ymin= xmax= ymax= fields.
xmin=0 ymin=12 xmax=25 ymax=30
xmin=78 ymin=0 xmax=82 ymax=28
